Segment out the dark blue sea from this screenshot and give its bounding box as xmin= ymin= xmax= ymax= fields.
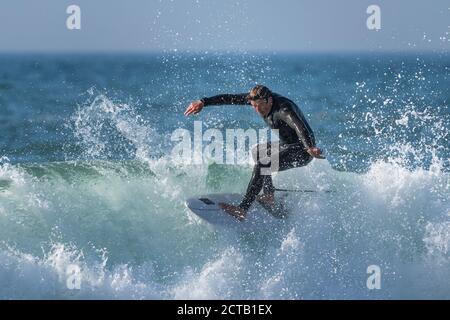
xmin=0 ymin=52 xmax=449 ymax=299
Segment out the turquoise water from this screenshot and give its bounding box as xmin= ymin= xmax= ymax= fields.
xmin=0 ymin=53 xmax=449 ymax=299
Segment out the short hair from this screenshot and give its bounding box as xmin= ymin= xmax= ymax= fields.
xmin=247 ymin=85 xmax=272 ymax=101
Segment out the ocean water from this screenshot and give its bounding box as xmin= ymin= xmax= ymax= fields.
xmin=0 ymin=52 xmax=449 ymax=299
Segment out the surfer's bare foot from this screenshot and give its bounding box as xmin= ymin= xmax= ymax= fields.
xmin=218 ymin=203 xmax=246 ymax=221
xmin=256 ymin=193 xmax=275 ymax=206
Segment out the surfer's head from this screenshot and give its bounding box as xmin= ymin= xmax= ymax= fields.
xmin=247 ymin=85 xmax=273 ymax=116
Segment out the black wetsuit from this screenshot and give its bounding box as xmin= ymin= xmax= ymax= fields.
xmin=201 ymin=93 xmax=316 ymax=211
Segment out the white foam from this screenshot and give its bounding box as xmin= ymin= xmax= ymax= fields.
xmin=0 ymin=158 xmax=449 ymax=299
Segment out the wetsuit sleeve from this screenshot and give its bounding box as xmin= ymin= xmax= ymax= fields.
xmin=280 ymin=107 xmax=315 ymax=149
xmin=201 ymin=93 xmax=250 ymax=106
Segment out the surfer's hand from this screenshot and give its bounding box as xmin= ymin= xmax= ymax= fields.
xmin=184 ymin=100 xmax=204 ymax=116
xmin=307 ymin=147 xmax=325 ymax=159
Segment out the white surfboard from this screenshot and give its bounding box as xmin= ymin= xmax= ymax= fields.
xmin=185 ymin=193 xmax=288 ymax=228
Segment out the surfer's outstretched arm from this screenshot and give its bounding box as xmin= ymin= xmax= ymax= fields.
xmin=201 ymin=93 xmax=250 ymax=106
xmin=184 ymin=93 xmax=250 ymax=116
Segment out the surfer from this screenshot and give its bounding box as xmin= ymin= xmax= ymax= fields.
xmin=185 ymin=85 xmax=325 ymax=221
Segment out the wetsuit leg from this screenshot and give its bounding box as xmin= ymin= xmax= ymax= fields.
xmin=239 ymin=143 xmax=312 ymax=211
xmin=262 ymin=175 xmax=275 ymax=194
xmin=250 ymin=142 xmax=276 ymax=195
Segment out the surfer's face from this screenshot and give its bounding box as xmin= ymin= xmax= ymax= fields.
xmin=250 ymin=97 xmax=272 ymax=116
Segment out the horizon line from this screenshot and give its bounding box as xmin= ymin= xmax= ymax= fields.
xmin=0 ymin=48 xmax=449 ymax=55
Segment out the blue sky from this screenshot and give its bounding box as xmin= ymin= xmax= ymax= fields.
xmin=0 ymin=0 xmax=449 ymax=52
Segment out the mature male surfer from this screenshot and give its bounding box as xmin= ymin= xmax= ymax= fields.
xmin=185 ymin=85 xmax=325 ymax=221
